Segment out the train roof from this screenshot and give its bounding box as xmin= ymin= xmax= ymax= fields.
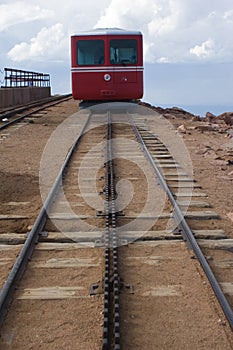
xmin=72 ymin=28 xmax=142 ymax=37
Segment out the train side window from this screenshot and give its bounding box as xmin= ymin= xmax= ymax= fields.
xmin=77 ymin=40 xmax=104 ymax=65
xmin=110 ymin=39 xmax=137 ymax=65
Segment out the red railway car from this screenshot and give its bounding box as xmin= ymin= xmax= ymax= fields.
xmin=71 ymin=28 xmax=143 ymax=101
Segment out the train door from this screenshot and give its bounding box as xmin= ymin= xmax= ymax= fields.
xmin=109 ymin=38 xmax=138 ymax=84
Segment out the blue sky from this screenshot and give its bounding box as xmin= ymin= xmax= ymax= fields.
xmin=0 ymin=0 xmax=233 ymax=115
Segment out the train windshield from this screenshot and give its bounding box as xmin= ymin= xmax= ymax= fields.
xmin=110 ymin=39 xmax=137 ymax=65
xmin=77 ymin=40 xmax=104 ymax=65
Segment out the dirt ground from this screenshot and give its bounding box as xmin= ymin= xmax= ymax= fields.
xmin=0 ymin=99 xmax=232 ymax=348
xmin=0 ymin=99 xmax=80 ymax=288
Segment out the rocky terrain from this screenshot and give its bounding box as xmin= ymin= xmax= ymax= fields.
xmin=140 ymin=101 xmax=233 ymax=126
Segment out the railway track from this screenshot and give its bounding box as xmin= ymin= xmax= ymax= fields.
xmin=0 ymin=94 xmax=72 ymax=131
xmin=0 ymin=103 xmax=232 ymax=349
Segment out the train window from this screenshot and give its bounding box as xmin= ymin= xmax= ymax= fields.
xmin=77 ymin=40 xmax=104 ymax=65
xmin=110 ymin=39 xmax=137 ymax=65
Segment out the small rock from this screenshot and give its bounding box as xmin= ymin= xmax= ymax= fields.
xmin=192 ymin=116 xmax=201 ymax=121
xmin=195 ymin=148 xmax=209 ymax=155
xmin=211 ymin=124 xmax=220 ymax=130
xmin=227 ymin=129 xmax=233 ymax=137
xmin=217 ymin=112 xmax=233 ymax=126
xmin=177 ymin=124 xmax=186 ymax=133
xmin=206 ymin=112 xmax=216 ymax=120
xmin=195 ymin=125 xmax=214 ymax=132
xmin=226 ymin=212 xmax=233 ymax=222
xmin=163 ymin=113 xmax=175 ymax=119
xmin=214 ymin=159 xmax=228 ymax=166
xmin=225 ymin=116 xmax=233 ymax=126
xmin=218 ymin=318 xmax=226 ymax=326
xmin=206 ymin=256 xmax=213 ymax=261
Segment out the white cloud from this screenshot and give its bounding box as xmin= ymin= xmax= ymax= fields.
xmin=0 ymin=1 xmax=53 ymax=31
xmin=4 ymin=0 xmax=109 ymax=62
xmin=4 ymin=0 xmax=233 ymax=64
xmin=190 ymin=39 xmax=215 ymax=59
xmin=95 ymin=0 xmax=233 ymax=63
xmin=157 ymin=57 xmax=170 ymax=63
xmin=224 ymin=9 xmax=233 ymax=22
xmin=7 ymin=23 xmax=66 ymax=62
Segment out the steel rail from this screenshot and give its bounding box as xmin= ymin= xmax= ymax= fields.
xmin=0 ymin=111 xmax=91 ymax=327
xmin=0 ymin=94 xmax=72 ymax=131
xmin=103 ymin=112 xmax=120 ymax=349
xmin=131 ymin=119 xmax=233 ymax=331
xmin=0 ymin=94 xmax=72 ymax=118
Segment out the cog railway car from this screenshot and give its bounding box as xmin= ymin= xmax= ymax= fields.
xmin=71 ymin=28 xmax=143 ymax=101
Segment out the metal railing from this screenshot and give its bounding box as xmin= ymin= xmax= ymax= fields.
xmin=1 ymin=68 xmax=50 ymax=88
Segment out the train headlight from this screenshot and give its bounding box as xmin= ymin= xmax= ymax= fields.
xmin=104 ymin=74 xmax=111 ymax=81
